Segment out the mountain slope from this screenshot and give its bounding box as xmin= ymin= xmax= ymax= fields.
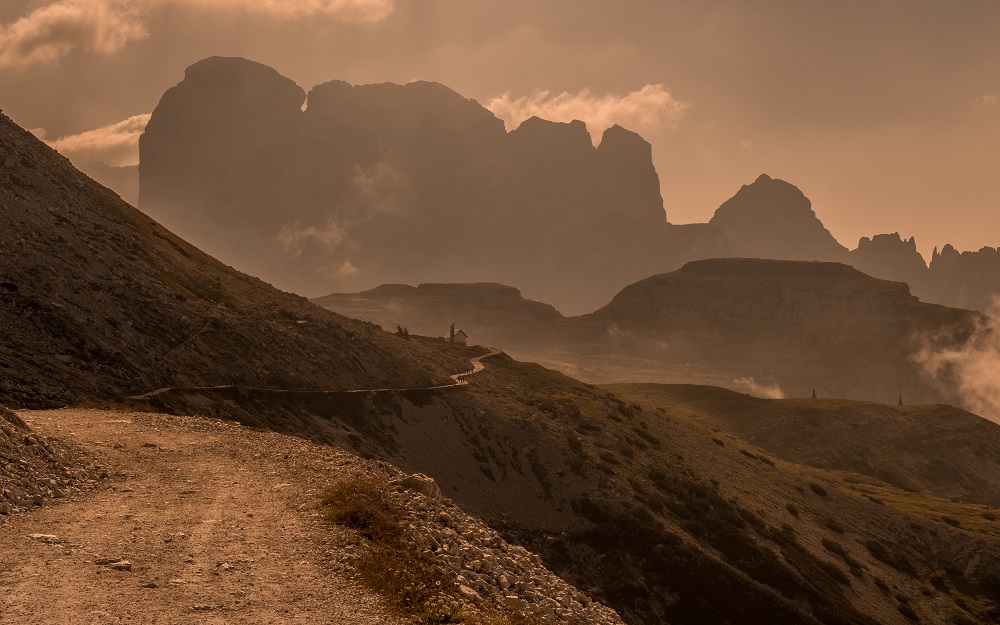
xmin=0 ymin=109 xmax=466 ymax=408
xmin=709 ymin=174 xmax=849 ymax=262
xmin=577 ymin=258 xmax=979 ymax=405
xmin=606 ymin=384 xmax=1000 ymax=506
xmin=143 ymin=351 xmax=1000 ymax=625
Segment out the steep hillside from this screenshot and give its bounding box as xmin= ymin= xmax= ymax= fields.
xmin=142 ymin=352 xmax=1000 ymax=625
xmin=606 ymin=384 xmax=1000 ymax=507
xmin=138 ymin=56 xmax=736 ymax=314
xmin=0 ymin=109 xmax=467 ymax=408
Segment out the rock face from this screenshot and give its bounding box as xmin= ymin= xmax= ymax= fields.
xmin=849 ymin=233 xmax=928 ymax=290
xmin=928 ymin=244 xmax=1000 ymax=313
xmin=709 ymin=174 xmax=849 ymax=262
xmin=0 ymin=108 xmax=467 ymax=408
xmin=139 ymin=57 xmax=736 ymax=314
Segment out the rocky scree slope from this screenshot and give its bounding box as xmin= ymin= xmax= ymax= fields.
xmin=0 ymin=109 xmax=467 ymax=408
xmin=0 ymin=404 xmax=109 ymax=520
xmin=2 ymin=406 xmax=624 ymax=625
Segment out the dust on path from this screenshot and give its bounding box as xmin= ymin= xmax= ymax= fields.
xmin=0 ymin=409 xmax=410 ymax=625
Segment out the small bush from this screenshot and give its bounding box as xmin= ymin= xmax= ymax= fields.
xmin=940 ymin=516 xmax=961 ymax=528
xmin=740 ymin=449 xmax=757 ymax=460
xmin=897 ymin=602 xmax=919 ymax=622
xmin=983 ymin=512 xmax=997 ymax=521
xmin=823 ymin=518 xmax=845 ymax=534
xmin=322 ymin=478 xmax=403 ymax=543
xmin=712 ymin=438 xmax=725 ymax=446
xmin=786 ymin=503 xmax=799 ymax=517
xmin=809 ymin=483 xmax=828 ymax=498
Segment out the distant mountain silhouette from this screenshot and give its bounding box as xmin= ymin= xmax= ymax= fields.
xmin=139 ymin=57 xmax=736 ymax=315
xmin=0 ymin=109 xmax=466 ymax=408
xmin=316 ymin=259 xmax=981 ymax=408
xmin=709 ymin=178 xmax=1000 ymax=313
xmin=313 ymin=282 xmax=562 ymax=347
xmin=132 ymin=57 xmax=1000 ymax=314
xmin=709 ymin=174 xmax=849 ymax=262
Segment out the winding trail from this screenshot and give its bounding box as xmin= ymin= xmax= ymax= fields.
xmin=129 ymin=349 xmax=503 ymax=401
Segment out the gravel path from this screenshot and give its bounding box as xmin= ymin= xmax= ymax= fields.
xmin=0 ymin=409 xmax=410 ymax=625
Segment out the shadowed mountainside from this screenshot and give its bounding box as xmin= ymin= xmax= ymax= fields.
xmin=0 ymin=109 xmax=467 ymax=408
xmin=606 ymin=384 xmax=1000 ymax=507
xmin=316 ymin=258 xmax=981 ymax=407
xmin=138 ymin=56 xmax=735 ymax=315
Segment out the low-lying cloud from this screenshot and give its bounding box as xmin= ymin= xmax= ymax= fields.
xmin=42 ymin=112 xmax=150 ymax=166
xmin=486 ymin=84 xmax=688 ymax=142
xmin=0 ymin=0 xmax=396 ymax=68
xmin=914 ymin=300 xmax=1000 ymax=422
xmin=733 ymin=376 xmax=785 ymax=399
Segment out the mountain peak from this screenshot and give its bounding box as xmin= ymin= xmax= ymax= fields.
xmin=709 ymin=174 xmax=848 ymax=262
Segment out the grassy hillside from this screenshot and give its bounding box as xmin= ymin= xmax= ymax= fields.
xmin=607 ymin=383 xmax=1000 ymax=507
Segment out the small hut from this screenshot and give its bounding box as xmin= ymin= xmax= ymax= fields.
xmin=449 ymin=323 xmax=468 ymax=345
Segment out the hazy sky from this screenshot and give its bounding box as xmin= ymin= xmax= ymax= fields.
xmin=2 ymin=0 xmax=999 ymax=260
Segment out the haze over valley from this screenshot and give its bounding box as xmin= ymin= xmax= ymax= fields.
xmin=5 ymin=2 xmax=1000 ymax=624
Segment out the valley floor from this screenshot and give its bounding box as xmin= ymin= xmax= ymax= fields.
xmin=0 ymin=409 xmax=407 ymax=625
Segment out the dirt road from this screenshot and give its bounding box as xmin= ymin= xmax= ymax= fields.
xmin=0 ymin=409 xmax=409 ymax=624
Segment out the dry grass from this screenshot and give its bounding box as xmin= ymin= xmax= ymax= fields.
xmin=320 ymin=477 xmax=547 ymax=625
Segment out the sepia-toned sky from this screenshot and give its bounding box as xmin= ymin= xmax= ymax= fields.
xmin=2 ymin=0 xmax=999 ymax=260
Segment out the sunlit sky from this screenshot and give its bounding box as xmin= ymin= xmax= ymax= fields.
xmin=2 ymin=0 xmax=999 ymax=260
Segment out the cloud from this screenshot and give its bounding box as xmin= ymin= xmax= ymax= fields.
xmin=0 ymin=0 xmax=395 ymax=68
xmin=733 ymin=376 xmax=785 ymax=399
xmin=0 ymin=0 xmax=146 ymax=69
xmin=45 ymin=112 xmax=150 ymax=166
xmin=277 ymin=221 xmax=346 ymax=256
xmin=982 ymin=93 xmax=998 ymax=107
xmin=914 ymin=299 xmax=1000 ymax=422
xmin=485 ymin=84 xmax=688 ymax=142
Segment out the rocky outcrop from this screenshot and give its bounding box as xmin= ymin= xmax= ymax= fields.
xmin=849 ymin=233 xmax=928 ymax=291
xmin=709 ymin=174 xmax=849 ymax=262
xmin=139 ymin=57 xmax=734 ymax=314
xmin=928 ymin=244 xmax=1000 ymax=312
